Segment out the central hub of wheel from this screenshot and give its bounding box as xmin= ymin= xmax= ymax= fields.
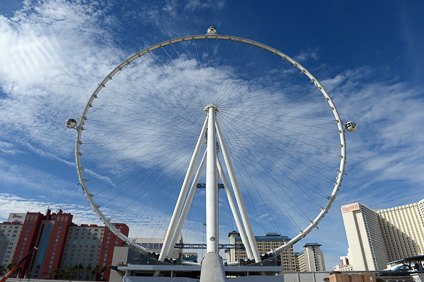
xmin=204 ymin=103 xmax=219 ymax=113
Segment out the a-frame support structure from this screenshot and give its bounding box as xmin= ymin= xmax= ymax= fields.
xmin=158 ymin=104 xmax=261 ymax=280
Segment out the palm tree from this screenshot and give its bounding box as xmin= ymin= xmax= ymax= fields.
xmin=85 ymin=264 xmax=91 ymax=280
xmin=90 ymin=265 xmax=99 ymax=281
xmin=78 ymin=263 xmax=83 ymax=279
xmin=99 ymin=265 xmax=107 ymax=279
xmin=52 ymin=268 xmax=64 ymax=279
xmin=0 ymin=265 xmax=7 ymax=275
xmin=6 ymin=262 xmax=16 ymax=271
xmin=66 ymin=264 xmax=77 ymax=280
xmin=94 ymin=265 xmax=100 ymax=279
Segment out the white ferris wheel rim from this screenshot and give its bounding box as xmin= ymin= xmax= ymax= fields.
xmin=74 ymin=33 xmax=347 ymax=257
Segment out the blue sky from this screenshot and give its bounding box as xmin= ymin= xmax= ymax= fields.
xmin=1 ymin=0 xmax=424 ymax=269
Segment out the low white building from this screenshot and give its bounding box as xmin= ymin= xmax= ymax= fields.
xmin=297 ymin=243 xmax=326 ymax=272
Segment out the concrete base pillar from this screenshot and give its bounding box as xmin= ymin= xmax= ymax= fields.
xmin=200 ymin=253 xmax=226 ymax=282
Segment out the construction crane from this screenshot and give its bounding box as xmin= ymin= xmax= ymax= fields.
xmin=0 ymin=247 xmax=38 ymax=282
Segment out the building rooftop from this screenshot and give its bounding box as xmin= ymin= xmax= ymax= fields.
xmin=266 ymin=233 xmax=281 ymax=236
xmin=228 ymin=230 xmax=240 ymax=237
xmin=303 ymin=243 xmax=322 ymax=247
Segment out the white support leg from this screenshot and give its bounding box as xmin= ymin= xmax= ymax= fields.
xmin=217 ymin=158 xmax=254 ymax=260
xmin=159 ymin=117 xmax=208 ymax=261
xmin=215 ymin=120 xmax=261 ymax=262
xmin=166 ymin=150 xmax=208 ymax=257
xmin=206 ymin=106 xmax=218 ymax=253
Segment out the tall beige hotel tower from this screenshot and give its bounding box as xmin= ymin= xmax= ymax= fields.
xmin=341 ymin=199 xmax=424 ymax=271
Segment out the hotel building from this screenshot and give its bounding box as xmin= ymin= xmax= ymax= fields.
xmin=297 ymin=243 xmax=326 ymax=272
xmin=0 ymin=209 xmax=128 ymax=281
xmin=227 ymin=232 xmax=297 ymax=271
xmin=0 ymin=221 xmax=23 ymax=267
xmin=341 ymin=199 xmax=424 ymax=271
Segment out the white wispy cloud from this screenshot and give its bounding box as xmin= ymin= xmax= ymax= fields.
xmin=293 ymin=48 xmax=320 ymax=63
xmin=324 ymin=71 xmax=424 ymax=190
xmin=397 ymin=2 xmax=424 ymax=83
xmin=0 ymin=193 xmax=100 ymax=224
xmin=0 ymin=0 xmax=125 ymax=160
xmin=184 ymin=0 xmax=225 ymax=11
xmin=0 ymin=157 xmax=80 ymax=199
xmin=0 ymin=0 xmax=128 ymax=233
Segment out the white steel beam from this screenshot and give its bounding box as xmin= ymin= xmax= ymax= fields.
xmin=215 ymin=120 xmax=261 ymax=262
xmin=166 ymin=150 xmax=208 ymax=257
xmin=217 ymin=158 xmax=254 ymax=259
xmin=206 ymin=106 xmax=218 ymax=253
xmin=159 ymin=117 xmax=208 ymax=261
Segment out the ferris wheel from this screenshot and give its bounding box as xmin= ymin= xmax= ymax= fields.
xmin=67 ymin=27 xmax=355 ymax=264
